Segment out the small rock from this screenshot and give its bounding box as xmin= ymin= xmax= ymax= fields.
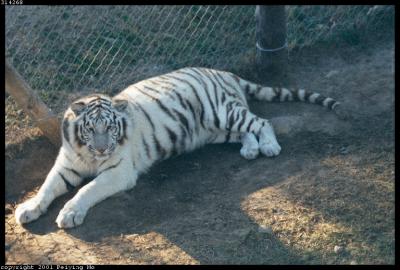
xmin=44 ymin=248 xmax=52 ymax=255
xmin=350 ymin=260 xmax=357 ymax=265
xmin=258 ymin=225 xmax=273 ymax=234
xmin=5 ymin=244 xmax=11 ymax=251
xmin=339 ymin=147 xmax=349 ymax=155
xmin=233 ymin=228 xmax=251 ymax=239
xmin=40 ymin=258 xmax=52 ymax=264
xmin=334 ymin=245 xmax=344 ymax=253
xmin=325 ymin=70 xmax=339 ymax=78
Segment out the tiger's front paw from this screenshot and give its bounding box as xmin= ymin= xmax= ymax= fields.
xmin=56 ymin=202 xmax=87 ymax=229
xmin=15 ymin=198 xmax=45 ymax=225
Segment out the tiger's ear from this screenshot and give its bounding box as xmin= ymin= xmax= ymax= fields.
xmin=112 ymin=99 xmax=128 ymax=112
xmin=70 ymin=101 xmax=86 ymax=116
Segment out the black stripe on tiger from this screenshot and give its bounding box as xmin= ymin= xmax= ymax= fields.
xmin=221 ymin=92 xmax=226 ymax=104
xmin=153 ymin=135 xmax=167 ymax=160
xmin=185 ymin=100 xmax=197 ymax=126
xmin=63 ymin=166 xmax=81 ymax=178
xmin=97 ymin=158 xmax=123 ymax=177
xmin=86 ymin=94 xmax=112 ymax=103
xmin=224 ymin=131 xmax=231 ymax=143
xmin=172 ymin=108 xmax=191 ymax=137
xmin=98 ymin=158 xmax=109 ymax=168
xmin=165 ymin=126 xmax=178 ymax=156
xmin=206 ymin=69 xmax=242 ymax=101
xmin=58 ymin=172 xmax=75 ymax=191
xmin=214 ymin=71 xmax=247 ymax=104
xmin=143 ymin=85 xmax=176 ymax=101
xmin=74 ymin=123 xmax=86 ymax=147
xmin=289 ymin=88 xmax=300 ymax=101
xmin=225 ymin=102 xmax=243 ymax=131
xmin=142 ymin=136 xmax=151 ymax=160
xmin=303 ymin=90 xmax=313 ymax=101
xmin=314 ymin=94 xmax=326 ymax=106
xmin=246 ymin=118 xmax=256 ymax=133
xmin=236 ymin=109 xmax=247 ymax=131
xmin=163 ymin=74 xmax=207 ymax=129
xmin=62 ymin=118 xmax=70 ymax=144
xmin=245 ymin=84 xmax=255 ymax=99
xmin=134 ymin=102 xmax=155 ymax=130
xmin=174 ymin=91 xmax=188 ymax=110
xmin=227 ymin=110 xmax=236 ymax=130
xmin=117 ymin=117 xmax=128 ymax=145
xmin=178 ymin=124 xmax=187 ymax=151
xmin=179 ymin=69 xmax=220 ymax=129
xmin=136 ymin=88 xmax=177 ymax=121
xmin=197 ymin=68 xmax=221 ymax=110
xmin=272 ymin=87 xmax=281 ymax=101
xmin=326 ymin=99 xmax=337 ymax=109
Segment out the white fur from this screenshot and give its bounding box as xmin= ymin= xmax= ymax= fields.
xmin=257 ymin=87 xmax=276 ymax=101
xmin=280 ymin=88 xmax=292 ymax=102
xmin=323 ymin=97 xmax=334 ymax=107
xmin=309 ymin=93 xmax=320 ymax=103
xmin=298 ymin=89 xmax=306 ymax=101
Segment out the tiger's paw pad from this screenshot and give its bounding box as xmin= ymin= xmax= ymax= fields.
xmin=240 ymin=145 xmax=260 ymax=160
xmin=15 ymin=198 xmax=44 ymax=224
xmin=56 ymin=204 xmax=86 ymax=229
xmin=260 ymin=141 xmax=281 ymax=157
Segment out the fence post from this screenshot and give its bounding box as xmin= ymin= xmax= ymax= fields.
xmin=255 ymin=5 xmax=287 ymax=80
xmin=5 ymin=60 xmax=61 ymax=147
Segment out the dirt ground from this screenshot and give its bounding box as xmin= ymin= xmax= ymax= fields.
xmin=5 ymin=39 xmax=394 ymax=264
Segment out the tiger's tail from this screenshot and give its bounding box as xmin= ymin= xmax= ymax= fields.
xmin=234 ymin=77 xmax=340 ymax=111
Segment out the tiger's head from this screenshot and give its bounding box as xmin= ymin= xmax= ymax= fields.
xmin=63 ymin=94 xmax=129 ymax=161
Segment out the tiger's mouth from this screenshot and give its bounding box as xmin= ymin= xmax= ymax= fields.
xmin=93 ymin=152 xmax=111 ymax=161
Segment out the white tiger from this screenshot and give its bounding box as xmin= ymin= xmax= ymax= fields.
xmin=15 ymin=67 xmax=341 ymax=228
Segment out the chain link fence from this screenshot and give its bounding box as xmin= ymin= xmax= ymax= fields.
xmin=5 ymin=5 xmax=394 ymax=115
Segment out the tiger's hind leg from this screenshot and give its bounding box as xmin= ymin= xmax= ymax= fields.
xmin=225 ymin=106 xmax=281 ymax=157
xmin=208 ymin=132 xmax=259 ymax=159
xmin=258 ymin=124 xmax=281 ymax=157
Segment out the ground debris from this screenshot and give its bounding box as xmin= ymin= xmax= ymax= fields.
xmin=334 ymin=245 xmax=344 ymax=254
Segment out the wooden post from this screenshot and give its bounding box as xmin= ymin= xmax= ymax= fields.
xmin=5 ymin=60 xmax=61 ymax=147
xmin=255 ymin=5 xmax=287 ymax=81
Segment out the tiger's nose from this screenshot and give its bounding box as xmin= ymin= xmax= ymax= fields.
xmin=96 ymin=147 xmax=107 ymax=154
